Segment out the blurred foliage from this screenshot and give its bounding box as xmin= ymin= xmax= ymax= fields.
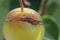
xmin=43 ymin=15 xmax=59 ymax=40
xmin=10 ymin=0 xmax=41 ymax=11
xmin=0 ymin=0 xmax=60 ymax=40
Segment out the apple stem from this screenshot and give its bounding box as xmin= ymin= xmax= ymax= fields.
xmin=19 ymin=0 xmax=24 ymax=12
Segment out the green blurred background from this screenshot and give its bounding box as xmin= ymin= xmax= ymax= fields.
xmin=0 ymin=0 xmax=60 ymax=40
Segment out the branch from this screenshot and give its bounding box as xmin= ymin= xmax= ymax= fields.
xmin=22 ymin=0 xmax=31 ymax=8
xmin=19 ymin=0 xmax=31 ymax=8
xmin=41 ymin=0 xmax=48 ymax=17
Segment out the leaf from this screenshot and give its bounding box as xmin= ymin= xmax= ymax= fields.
xmin=43 ymin=15 xmax=59 ymax=40
xmin=46 ymin=2 xmax=58 ymax=15
xmin=44 ymin=31 xmax=55 ymax=40
xmin=45 ymin=0 xmax=60 ymax=40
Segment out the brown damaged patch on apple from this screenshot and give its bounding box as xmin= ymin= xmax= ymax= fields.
xmin=6 ymin=12 xmax=43 ymax=25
